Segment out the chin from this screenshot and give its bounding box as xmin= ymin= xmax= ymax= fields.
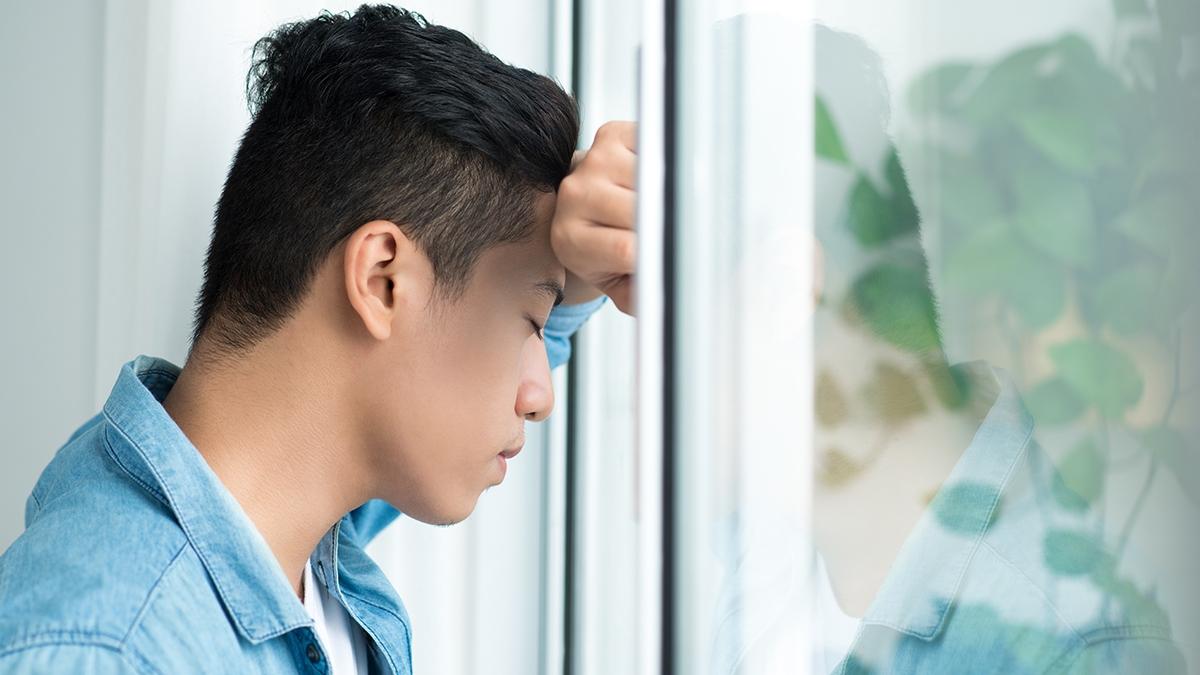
xmin=406 ymin=493 xmax=481 ymax=528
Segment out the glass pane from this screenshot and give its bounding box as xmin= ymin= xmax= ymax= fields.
xmin=673 ymin=2 xmax=815 ymax=674
xmin=810 ymin=1 xmax=1198 ymax=672
xmin=569 ymin=0 xmax=642 ymax=673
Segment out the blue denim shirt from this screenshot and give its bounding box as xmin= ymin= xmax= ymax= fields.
xmin=832 ymin=366 xmax=1187 ymax=674
xmin=709 ymin=364 xmax=1187 ymax=674
xmin=0 ymin=297 xmax=605 ymax=674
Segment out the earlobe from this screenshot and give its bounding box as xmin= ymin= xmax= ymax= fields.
xmin=343 ymin=220 xmax=424 ymax=341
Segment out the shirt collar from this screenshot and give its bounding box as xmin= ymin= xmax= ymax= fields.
xmin=101 ymin=354 xmax=313 ymax=644
xmin=858 ymin=363 xmax=1034 ymax=640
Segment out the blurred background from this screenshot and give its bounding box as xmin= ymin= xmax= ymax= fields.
xmin=1 ymin=0 xmax=1196 ymax=673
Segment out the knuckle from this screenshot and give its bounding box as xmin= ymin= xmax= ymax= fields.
xmin=596 ymin=120 xmax=636 ymax=148
xmin=558 ymin=174 xmax=586 ymax=202
xmin=550 ymin=219 xmax=569 ymax=251
xmin=551 ymin=219 xmax=579 ymax=258
xmin=612 ymin=233 xmax=636 ymax=269
xmin=557 ymin=175 xmax=582 ymax=205
xmin=594 ymin=122 xmax=613 ymax=142
xmin=594 ymin=121 xmax=621 ymax=146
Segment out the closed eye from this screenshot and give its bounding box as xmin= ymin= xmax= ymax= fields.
xmin=528 ymin=317 xmax=545 ymax=341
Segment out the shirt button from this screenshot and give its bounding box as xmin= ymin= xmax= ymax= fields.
xmin=306 ymin=642 xmax=320 ymax=664
xmin=316 ymin=560 xmax=325 ymax=583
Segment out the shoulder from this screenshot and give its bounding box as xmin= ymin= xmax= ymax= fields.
xmin=0 ymin=641 xmax=152 ymax=674
xmin=1055 ymin=628 xmax=1187 ymax=674
xmin=0 ymin=419 xmax=194 ymax=663
xmin=955 ymin=438 xmax=1184 ymax=671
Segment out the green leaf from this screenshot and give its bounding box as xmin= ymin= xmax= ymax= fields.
xmin=963 ymin=43 xmax=1053 ymax=124
xmin=1044 ymin=529 xmax=1106 ymax=576
xmin=844 ymin=172 xmax=919 ymax=247
xmin=936 ymin=153 xmax=1005 ymax=225
xmin=1014 ymin=108 xmax=1122 ymax=174
xmin=884 ymin=147 xmax=921 ymax=230
xmin=1158 ymin=249 xmax=1200 ymax=318
xmin=934 ymin=482 xmax=999 ymax=534
xmin=861 ymin=362 xmax=927 ymax=427
xmin=1046 ymin=35 xmax=1128 ymax=110
xmin=817 ymin=446 xmax=864 ymax=488
xmin=907 ymin=62 xmax=976 ymax=114
xmin=1090 ymin=560 xmax=1169 ymax=626
xmin=1113 ymin=191 xmax=1191 ymax=259
xmin=1160 ymin=0 xmax=1200 ymax=33
xmin=943 ymin=221 xmax=1066 ymax=328
xmin=1139 ymin=427 xmax=1200 ymax=508
xmin=1139 ymin=426 xmax=1187 ymax=460
xmin=1092 ymin=263 xmax=1159 ymax=337
xmin=1002 ymin=252 xmax=1067 ymax=330
xmin=1141 ymin=128 xmax=1194 ymax=180
xmin=1025 ymin=377 xmax=1086 ymax=425
xmin=815 ymin=369 xmax=849 ymax=428
xmin=1113 ymin=0 xmax=1150 ymax=17
xmin=845 ymin=175 xmax=892 ymax=246
xmin=923 ymin=360 xmax=972 ymax=410
xmin=1051 ymin=438 xmax=1106 ymax=511
xmin=849 ymin=259 xmax=942 ymax=354
xmin=1049 ymin=339 xmax=1144 ymax=418
xmin=816 ymin=96 xmax=849 ymax=164
xmin=1011 ymin=165 xmax=1097 ymax=268
xmin=944 ymin=221 xmax=1026 ymax=294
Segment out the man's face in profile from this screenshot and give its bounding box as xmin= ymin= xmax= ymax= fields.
xmin=357 ymin=192 xmax=566 ymax=526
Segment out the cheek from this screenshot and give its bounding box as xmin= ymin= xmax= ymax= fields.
xmin=399 ymin=312 xmax=527 ymax=441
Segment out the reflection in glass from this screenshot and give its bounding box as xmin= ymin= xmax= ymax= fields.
xmin=810 ymin=2 xmax=1198 ymax=673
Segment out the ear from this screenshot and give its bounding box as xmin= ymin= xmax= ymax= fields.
xmin=343 ymin=220 xmax=429 ymax=341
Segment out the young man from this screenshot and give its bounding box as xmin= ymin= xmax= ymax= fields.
xmin=0 ymin=6 xmax=635 ymax=674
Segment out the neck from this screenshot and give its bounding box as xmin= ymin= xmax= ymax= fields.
xmin=813 ymin=349 xmax=995 ymax=617
xmin=162 ymin=332 xmax=369 ymax=598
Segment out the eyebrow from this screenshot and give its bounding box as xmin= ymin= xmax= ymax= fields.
xmin=533 ymin=279 xmax=565 ymax=308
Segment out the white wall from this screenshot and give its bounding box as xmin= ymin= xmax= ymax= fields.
xmin=0 ymin=0 xmax=105 ymax=550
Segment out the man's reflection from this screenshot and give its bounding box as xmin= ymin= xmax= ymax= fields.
xmin=808 ymin=23 xmax=1190 ymax=675
xmin=713 ymin=21 xmax=1192 ymax=675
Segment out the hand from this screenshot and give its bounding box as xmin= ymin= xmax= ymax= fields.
xmin=552 ymin=121 xmax=638 ymax=315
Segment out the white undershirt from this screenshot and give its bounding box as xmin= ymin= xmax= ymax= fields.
xmin=302 ymin=560 xmax=370 ymax=675
xmin=813 ymin=555 xmax=860 ymax=673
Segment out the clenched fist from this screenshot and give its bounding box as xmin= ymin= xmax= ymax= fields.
xmin=552 ymin=121 xmax=638 ymax=315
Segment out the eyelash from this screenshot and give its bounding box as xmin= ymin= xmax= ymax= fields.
xmin=528 ymin=318 xmax=545 ymax=341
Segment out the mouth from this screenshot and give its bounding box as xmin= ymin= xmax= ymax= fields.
xmin=495 ymin=439 xmax=525 ymax=482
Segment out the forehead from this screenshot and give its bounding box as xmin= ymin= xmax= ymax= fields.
xmin=471 ymin=191 xmax=564 ymax=283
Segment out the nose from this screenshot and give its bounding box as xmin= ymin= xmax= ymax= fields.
xmin=515 ymin=338 xmax=555 ymax=422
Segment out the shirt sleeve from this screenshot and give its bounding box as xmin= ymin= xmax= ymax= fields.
xmin=345 ymin=296 xmax=608 ymax=547
xmin=0 ymin=644 xmax=143 ymax=674
xmin=544 ymin=296 xmax=608 ymax=370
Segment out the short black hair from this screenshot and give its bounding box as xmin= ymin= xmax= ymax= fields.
xmin=190 ymin=4 xmax=579 ymax=357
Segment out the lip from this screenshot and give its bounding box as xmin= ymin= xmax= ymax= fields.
xmin=499 ymin=444 xmax=523 ymax=460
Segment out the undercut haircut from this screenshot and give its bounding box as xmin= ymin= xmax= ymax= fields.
xmin=190 ymin=4 xmax=579 ymax=358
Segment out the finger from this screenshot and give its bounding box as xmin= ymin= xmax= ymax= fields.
xmin=571 ymin=149 xmax=588 ymax=171
xmin=608 ymin=145 xmax=637 ymax=191
xmin=577 ymin=142 xmax=636 ymax=190
xmin=577 ymin=181 xmax=636 ymax=230
xmin=603 ymin=276 xmax=635 ymax=316
xmin=561 ymin=222 xmax=636 ymax=277
xmin=594 ymin=120 xmax=637 ymax=154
